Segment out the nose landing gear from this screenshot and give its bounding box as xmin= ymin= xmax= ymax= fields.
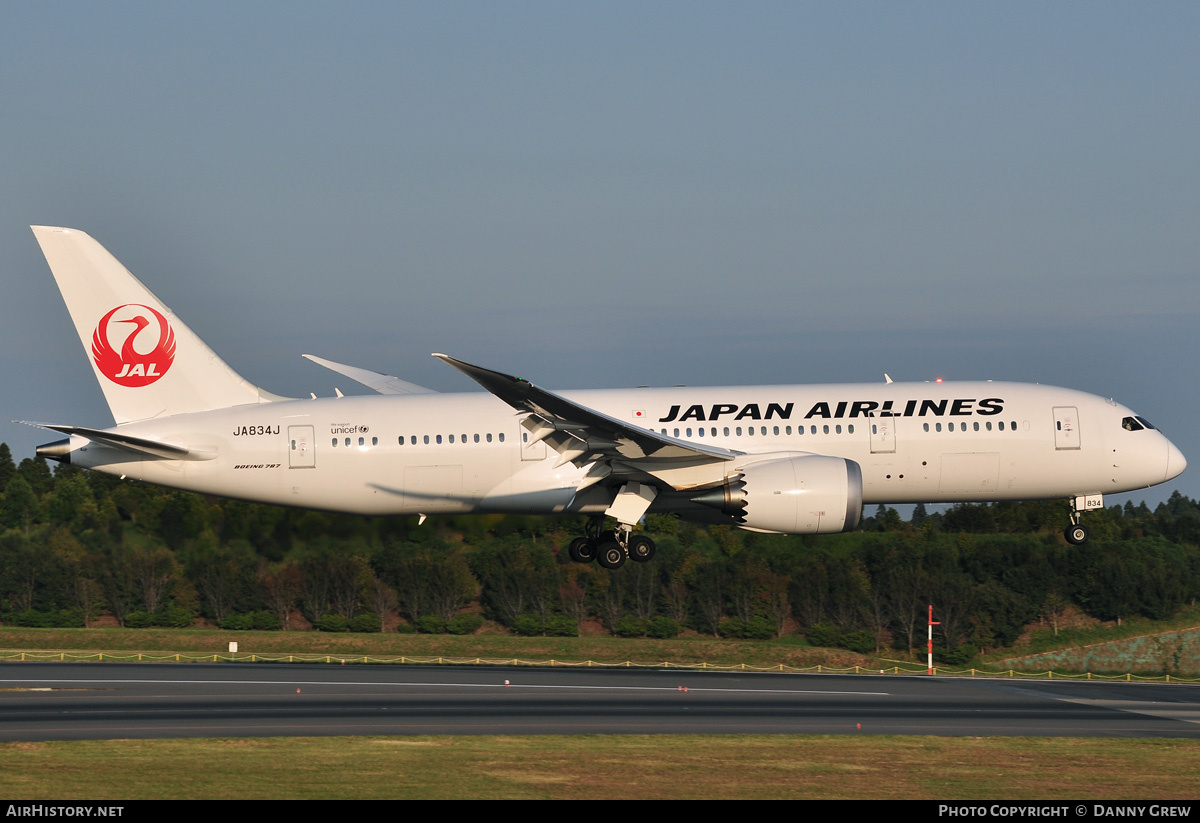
xmin=1064 ymin=494 xmax=1103 ymax=544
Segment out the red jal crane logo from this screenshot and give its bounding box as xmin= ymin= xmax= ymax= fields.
xmin=92 ymin=304 xmax=176 ymax=387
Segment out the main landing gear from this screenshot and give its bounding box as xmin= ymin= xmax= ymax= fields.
xmin=567 ymin=516 xmax=656 ymax=570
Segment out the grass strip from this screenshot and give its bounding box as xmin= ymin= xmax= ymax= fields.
xmin=1 ymin=735 xmax=1198 ymax=800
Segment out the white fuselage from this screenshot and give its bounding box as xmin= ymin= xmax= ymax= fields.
xmin=63 ymin=380 xmax=1184 ymax=518
xmin=29 ymin=226 xmax=1186 ymax=538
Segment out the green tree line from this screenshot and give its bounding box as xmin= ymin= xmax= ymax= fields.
xmin=2 ymin=442 xmax=1198 ymax=662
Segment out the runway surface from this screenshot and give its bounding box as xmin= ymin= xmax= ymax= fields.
xmin=2 ymin=662 xmax=1199 ymax=741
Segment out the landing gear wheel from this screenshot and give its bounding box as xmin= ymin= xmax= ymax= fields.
xmin=1064 ymin=524 xmax=1089 ymax=545
xmin=628 ymin=535 xmax=656 ymax=563
xmin=596 ymin=540 xmax=626 ymax=570
xmin=568 ymin=537 xmax=597 ymax=563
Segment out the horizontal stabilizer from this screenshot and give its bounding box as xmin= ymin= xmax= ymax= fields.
xmin=302 ymin=354 xmax=437 ymax=395
xmin=21 ymin=421 xmax=213 ymax=461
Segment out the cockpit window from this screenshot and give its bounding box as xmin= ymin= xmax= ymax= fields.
xmin=1122 ymin=416 xmax=1145 ymax=432
xmin=1135 ymin=416 xmax=1157 ymax=430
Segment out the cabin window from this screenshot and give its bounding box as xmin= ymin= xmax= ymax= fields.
xmin=486 ymin=433 xmax=493 ymax=442
xmin=436 ymin=435 xmax=442 ymax=444
xmin=835 ymin=425 xmax=842 ymax=434
xmin=724 ymin=427 xmax=730 ymax=436
xmin=358 ymin=437 xmax=365 ymax=446
xmin=823 ymin=425 xmax=829 ymax=434
xmin=498 ymin=432 xmax=505 ymax=442
xmin=686 ymin=428 xmax=692 ymax=437
xmin=331 ymin=438 xmax=337 ymax=447
xmin=786 ymin=426 xmax=792 ymax=435
xmin=345 ymin=438 xmax=351 ymax=447
xmin=474 ymin=434 xmax=480 ymax=443
xmin=848 ymin=424 xmax=855 ymax=434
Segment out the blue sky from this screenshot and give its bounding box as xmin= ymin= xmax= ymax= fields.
xmin=2 ymin=2 xmax=1197 ymax=506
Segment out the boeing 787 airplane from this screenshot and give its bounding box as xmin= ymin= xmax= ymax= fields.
xmin=26 ymin=227 xmax=1186 ymax=568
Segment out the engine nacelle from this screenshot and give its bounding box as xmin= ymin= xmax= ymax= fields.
xmin=693 ymin=453 xmax=863 ymax=534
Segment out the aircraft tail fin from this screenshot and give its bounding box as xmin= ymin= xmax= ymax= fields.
xmin=31 ymin=226 xmax=287 ymax=424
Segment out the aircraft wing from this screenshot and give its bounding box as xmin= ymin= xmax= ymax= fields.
xmin=303 ymin=354 xmax=437 ymax=395
xmin=434 ymin=355 xmax=740 ymax=490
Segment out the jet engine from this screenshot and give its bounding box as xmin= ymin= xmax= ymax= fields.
xmin=692 ymin=453 xmax=863 ymax=534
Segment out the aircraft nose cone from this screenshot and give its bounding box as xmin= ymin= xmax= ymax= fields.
xmin=1166 ymin=440 xmax=1187 ymax=481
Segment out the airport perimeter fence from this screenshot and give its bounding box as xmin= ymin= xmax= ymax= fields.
xmin=1 ymin=649 xmax=1197 ymax=683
